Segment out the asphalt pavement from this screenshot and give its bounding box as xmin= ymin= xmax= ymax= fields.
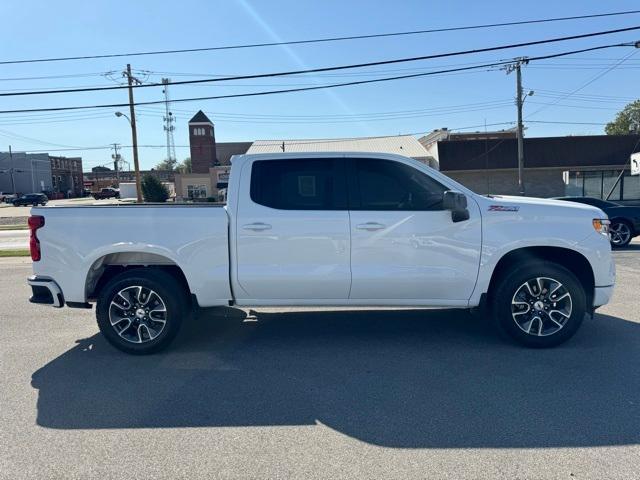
xmin=1 ymin=246 xmax=639 ymax=479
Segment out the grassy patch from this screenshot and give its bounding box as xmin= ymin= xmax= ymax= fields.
xmin=0 ymin=249 xmax=30 ymax=257
xmin=0 ymin=224 xmax=28 ymax=231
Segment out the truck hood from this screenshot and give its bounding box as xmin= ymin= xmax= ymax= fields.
xmin=478 ymin=195 xmax=606 ymax=218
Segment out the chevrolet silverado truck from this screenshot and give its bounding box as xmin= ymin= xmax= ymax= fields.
xmin=27 ymin=152 xmax=615 ymax=354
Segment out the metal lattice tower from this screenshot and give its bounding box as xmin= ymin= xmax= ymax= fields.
xmin=161 ymin=78 xmax=177 ymax=165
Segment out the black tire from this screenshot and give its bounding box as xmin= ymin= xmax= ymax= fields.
xmin=609 ymin=219 xmax=633 ymax=248
xmin=490 ymin=261 xmax=587 ymax=348
xmin=96 ymin=268 xmax=189 ymax=354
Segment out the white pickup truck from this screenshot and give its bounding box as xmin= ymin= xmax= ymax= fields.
xmin=27 ymin=152 xmax=615 ymax=354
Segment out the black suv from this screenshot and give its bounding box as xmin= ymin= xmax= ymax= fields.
xmin=12 ymin=193 xmax=48 ymax=207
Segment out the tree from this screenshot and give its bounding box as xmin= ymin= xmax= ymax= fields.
xmin=141 ymin=174 xmax=169 ymax=202
xmin=605 ymin=99 xmax=640 ymax=135
xmin=155 ymin=158 xmax=177 ymax=171
xmin=177 ymin=157 xmax=192 ymax=173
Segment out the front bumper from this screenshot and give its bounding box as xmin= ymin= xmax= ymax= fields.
xmin=593 ymin=285 xmax=615 ymax=308
xmin=28 ymin=275 xmax=64 ymax=308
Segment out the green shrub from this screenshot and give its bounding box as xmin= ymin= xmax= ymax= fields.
xmin=141 ymin=175 xmax=169 ymax=203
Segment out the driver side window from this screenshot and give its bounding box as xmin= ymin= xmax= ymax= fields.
xmin=350 ymin=158 xmax=446 ymax=211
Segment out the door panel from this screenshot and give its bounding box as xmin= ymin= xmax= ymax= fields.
xmin=349 ymin=209 xmax=481 ymax=300
xmin=235 ymin=157 xmax=351 ymax=300
xmin=347 ymin=157 xmax=481 ymax=301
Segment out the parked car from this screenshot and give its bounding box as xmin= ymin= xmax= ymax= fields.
xmin=3 ymin=193 xmax=17 ymax=204
xmin=555 ymin=197 xmax=640 ymax=247
xmin=27 ymin=152 xmax=615 ymax=354
xmin=92 ymin=188 xmax=120 ymax=200
xmin=13 ymin=193 xmax=48 ymax=207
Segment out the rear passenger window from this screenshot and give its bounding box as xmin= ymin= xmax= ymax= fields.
xmin=250 ymin=158 xmax=346 ymax=210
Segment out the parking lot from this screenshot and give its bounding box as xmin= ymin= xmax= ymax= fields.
xmin=0 ymin=244 xmax=638 ymax=479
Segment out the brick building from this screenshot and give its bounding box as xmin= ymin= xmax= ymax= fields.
xmin=174 ymin=110 xmax=251 ymax=200
xmin=189 ymin=110 xmax=217 ymax=173
xmin=50 ymin=156 xmax=83 ymax=197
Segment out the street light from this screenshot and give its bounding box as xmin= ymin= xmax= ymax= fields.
xmin=114 ymin=111 xmax=142 ymax=202
xmin=115 ymin=111 xmax=130 ymax=124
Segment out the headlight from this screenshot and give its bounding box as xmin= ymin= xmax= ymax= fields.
xmin=592 ymin=218 xmax=610 ymax=237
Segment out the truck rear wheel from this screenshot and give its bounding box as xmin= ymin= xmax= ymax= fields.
xmin=96 ymin=268 xmax=188 ymax=354
xmin=490 ymin=262 xmax=587 ymax=348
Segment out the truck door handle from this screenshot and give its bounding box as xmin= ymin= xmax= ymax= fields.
xmin=356 ymin=222 xmax=385 ymax=231
xmin=242 ymin=222 xmax=272 ymax=231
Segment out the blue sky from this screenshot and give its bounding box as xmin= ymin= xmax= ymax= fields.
xmin=1 ymin=0 xmax=640 ymax=171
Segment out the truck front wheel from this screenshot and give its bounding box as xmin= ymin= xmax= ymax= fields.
xmin=96 ymin=268 xmax=188 ymax=354
xmin=490 ymin=262 xmax=587 ymax=348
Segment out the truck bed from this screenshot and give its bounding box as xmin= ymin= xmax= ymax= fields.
xmin=31 ymin=204 xmax=232 ymax=307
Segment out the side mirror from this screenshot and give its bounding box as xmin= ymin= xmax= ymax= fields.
xmin=443 ymin=190 xmax=469 ymax=222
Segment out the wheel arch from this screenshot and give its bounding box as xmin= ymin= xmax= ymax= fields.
xmin=487 ymin=246 xmax=595 ymax=307
xmin=85 ymin=252 xmax=192 ymax=304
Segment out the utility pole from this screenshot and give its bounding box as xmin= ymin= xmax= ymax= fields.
xmin=111 ymin=143 xmax=121 ymax=185
xmin=1 ymin=146 xmax=24 ymax=194
xmin=123 ymin=64 xmax=143 ymax=202
xmin=503 ymin=57 xmax=532 ymax=196
xmin=515 ymin=62 xmax=525 ymax=196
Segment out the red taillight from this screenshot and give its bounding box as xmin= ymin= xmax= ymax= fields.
xmin=28 ymin=215 xmax=45 ymax=262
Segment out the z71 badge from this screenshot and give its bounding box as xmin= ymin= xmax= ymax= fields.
xmin=488 ymin=205 xmax=520 ymax=212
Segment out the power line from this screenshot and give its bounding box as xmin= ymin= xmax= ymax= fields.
xmin=11 ymin=120 xmax=613 ymax=155
xmin=137 ymin=103 xmax=515 ymax=124
xmin=3 ymin=10 xmax=639 ymax=66
xmin=527 ymin=120 xmax=607 ymax=125
xmin=532 ymin=88 xmax=636 ymax=100
xmin=526 ymin=49 xmax=639 ymax=118
xmin=138 ymin=98 xmax=513 ymax=118
xmin=0 ymin=128 xmax=85 ymax=149
xmin=0 ymin=71 xmax=117 ymax=82
xmin=0 ymin=42 xmax=637 ymax=115
xmin=2 ymin=27 xmax=639 ymax=98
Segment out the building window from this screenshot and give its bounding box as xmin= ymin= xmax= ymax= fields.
xmin=564 ymin=169 xmax=640 ymax=201
xmin=187 ymin=184 xmax=207 ymax=199
xmin=192 ymin=127 xmax=206 ymax=136
xmin=583 ymin=171 xmax=602 ymax=198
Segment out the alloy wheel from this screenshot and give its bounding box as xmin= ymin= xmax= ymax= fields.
xmin=511 ymin=277 xmax=572 ymax=337
xmin=108 ymin=286 xmax=167 ymax=344
xmin=610 ymin=222 xmax=631 ymax=246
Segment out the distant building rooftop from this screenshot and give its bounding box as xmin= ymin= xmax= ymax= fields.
xmin=216 ymin=142 xmax=252 ymax=165
xmin=247 ymin=135 xmax=429 ymax=159
xmin=188 ymin=110 xmax=213 ymax=124
xmin=438 ymin=134 xmax=640 ymax=171
xmin=419 ymin=127 xmax=517 ymax=149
